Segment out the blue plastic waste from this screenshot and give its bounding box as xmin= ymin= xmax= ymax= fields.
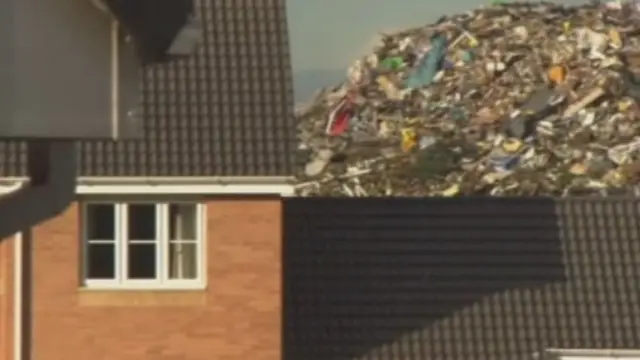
xmin=490 ymin=154 xmax=520 ymax=172
xmin=404 ymin=35 xmax=448 ymax=89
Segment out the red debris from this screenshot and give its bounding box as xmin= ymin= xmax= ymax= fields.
xmin=326 ymin=98 xmax=355 ymax=136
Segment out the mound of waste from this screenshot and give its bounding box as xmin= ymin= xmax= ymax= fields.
xmin=294 ymin=1 xmax=640 ymax=197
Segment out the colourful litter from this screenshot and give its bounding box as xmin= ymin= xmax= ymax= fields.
xmin=401 ymin=128 xmax=418 ymax=152
xmin=325 ymin=99 xmax=355 ymax=136
xmin=376 ymin=76 xmax=404 ymax=100
xmin=441 ymin=183 xmax=460 ymax=197
xmin=460 ymin=50 xmax=474 ymax=63
xmin=404 ymin=34 xmax=448 ymax=90
xmin=381 ymin=56 xmax=405 ymax=70
xmin=609 ymin=28 xmax=622 ymax=49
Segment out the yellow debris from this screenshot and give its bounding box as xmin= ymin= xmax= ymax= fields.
xmin=547 ymin=65 xmax=566 ymax=85
xmin=401 ymin=128 xmax=417 ymax=152
xmin=569 ymin=163 xmax=588 ymax=175
xmin=376 ymin=76 xmax=403 ymax=100
xmin=603 ymin=169 xmax=625 ymax=186
xmin=618 ymin=99 xmax=634 ymax=112
xmin=501 ymin=138 xmax=523 ymax=153
xmin=609 ymin=28 xmax=622 ymax=48
xmin=441 ymin=184 xmax=460 ymax=197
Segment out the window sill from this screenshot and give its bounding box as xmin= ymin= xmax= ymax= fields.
xmin=82 ymin=279 xmax=206 ymax=291
xmin=80 ymin=283 xmax=206 ymax=291
xmin=77 ymin=288 xmax=207 ymax=307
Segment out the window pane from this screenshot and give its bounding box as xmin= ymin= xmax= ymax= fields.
xmin=127 ymin=243 xmax=157 ymax=279
xmin=169 ymin=204 xmax=197 ymax=240
xmin=169 ymin=243 xmax=197 ymax=279
xmin=127 ymin=204 xmax=156 ymax=240
xmin=85 ymin=204 xmax=115 ymax=240
xmin=86 ymin=243 xmax=115 ymax=279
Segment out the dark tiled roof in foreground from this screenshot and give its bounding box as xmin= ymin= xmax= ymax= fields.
xmin=284 ymin=197 xmax=640 ymax=360
xmin=0 ymin=0 xmax=295 ymax=177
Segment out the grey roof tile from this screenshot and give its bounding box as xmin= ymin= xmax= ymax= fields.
xmin=0 ymin=0 xmax=295 ymax=177
xmin=284 ymin=198 xmax=640 ymax=360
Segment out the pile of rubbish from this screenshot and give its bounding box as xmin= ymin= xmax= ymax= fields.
xmin=294 ymin=0 xmax=640 ymax=197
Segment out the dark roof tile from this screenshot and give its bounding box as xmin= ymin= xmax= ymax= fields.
xmin=284 ymin=198 xmax=640 ymax=360
xmin=0 ymin=0 xmax=295 ymax=178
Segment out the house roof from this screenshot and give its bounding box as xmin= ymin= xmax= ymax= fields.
xmin=284 ymin=197 xmax=640 ymax=360
xmin=0 ymin=0 xmax=296 ymax=178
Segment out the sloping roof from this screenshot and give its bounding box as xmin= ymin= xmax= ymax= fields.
xmin=284 ymin=197 xmax=640 ymax=360
xmin=0 ymin=0 xmax=296 ymax=178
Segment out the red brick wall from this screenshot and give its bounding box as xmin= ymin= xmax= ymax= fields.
xmin=14 ymin=198 xmax=282 ymax=360
xmin=0 ymin=235 xmax=14 ymax=360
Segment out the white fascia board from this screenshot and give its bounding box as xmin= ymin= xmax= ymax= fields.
xmin=557 ymin=357 xmax=640 ymax=360
xmin=0 ymin=178 xmax=295 ymax=196
xmin=545 ymin=349 xmax=640 ymax=360
xmin=77 ymin=183 xmax=294 ymax=195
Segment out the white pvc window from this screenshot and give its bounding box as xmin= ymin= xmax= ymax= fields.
xmin=82 ymin=202 xmax=206 ymax=289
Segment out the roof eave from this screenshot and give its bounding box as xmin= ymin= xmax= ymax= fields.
xmin=0 ymin=175 xmax=295 ymax=186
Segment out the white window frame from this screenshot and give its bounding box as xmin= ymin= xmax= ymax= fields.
xmin=81 ymin=201 xmax=207 ymax=290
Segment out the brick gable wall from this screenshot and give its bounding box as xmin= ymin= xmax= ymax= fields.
xmin=2 ymin=198 xmax=282 ymax=360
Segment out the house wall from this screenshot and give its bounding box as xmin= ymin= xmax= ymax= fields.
xmin=0 ymin=236 xmax=14 ymax=360
xmin=11 ymin=198 xmax=282 ymax=360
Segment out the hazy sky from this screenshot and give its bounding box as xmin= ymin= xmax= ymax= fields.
xmin=286 ymin=0 xmax=589 ymax=72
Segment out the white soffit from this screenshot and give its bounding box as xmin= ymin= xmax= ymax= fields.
xmin=0 ymin=178 xmax=295 ymax=196
xmin=557 ymin=357 xmax=640 ymax=360
xmin=545 ymin=349 xmax=640 ymax=360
